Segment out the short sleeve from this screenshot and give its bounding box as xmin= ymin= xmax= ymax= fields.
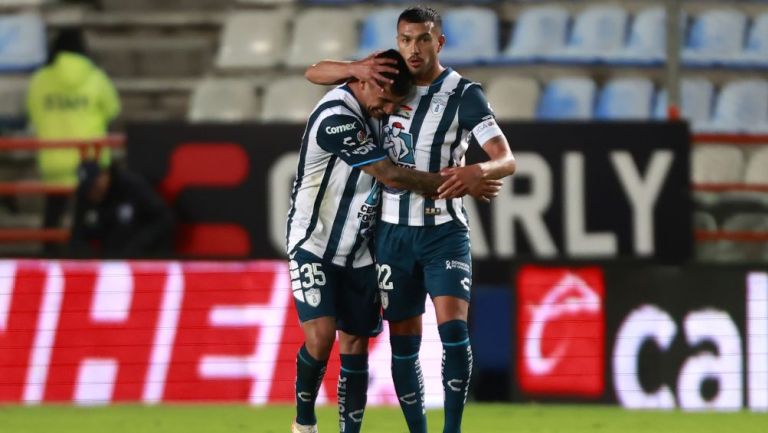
xmin=316 ymin=114 xmax=387 ymax=167
xmin=458 ymin=84 xmax=504 ymax=146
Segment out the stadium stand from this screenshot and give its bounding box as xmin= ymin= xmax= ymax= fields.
xmin=500 ymin=5 xmax=569 ymax=63
xmin=610 ymin=6 xmax=666 ymax=65
xmin=216 ymin=10 xmax=290 ymax=70
xmin=485 ymin=75 xmax=539 ymax=120
xmin=683 ymin=8 xmax=747 ymax=66
xmin=0 ymin=13 xmax=46 ymax=72
xmin=439 ymin=6 xmax=499 ymax=65
xmin=0 ymin=75 xmax=28 ymax=130
xmin=188 ymin=78 xmax=259 ymax=122
xmin=744 ymin=146 xmax=768 ymax=187
xmin=285 ymin=8 xmax=360 ymax=68
xmin=706 ymin=79 xmax=768 ymax=133
xmin=738 ymin=10 xmax=768 ymax=67
xmin=260 ymin=76 xmax=327 ymax=122
xmin=653 ymin=78 xmax=715 ymax=130
xmin=356 ymin=8 xmax=400 ymax=59
xmin=718 ymin=212 xmax=768 ymax=261
xmin=536 ymin=76 xmax=596 ymax=120
xmin=551 ymin=4 xmax=629 ymax=63
xmin=691 ymin=144 xmax=745 ymax=185
xmin=594 ymin=77 xmax=655 ymax=120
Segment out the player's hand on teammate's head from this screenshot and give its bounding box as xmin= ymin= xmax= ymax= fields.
xmin=352 ymin=51 xmax=399 ymax=93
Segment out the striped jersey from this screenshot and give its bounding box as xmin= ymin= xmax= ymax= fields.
xmin=286 ymin=84 xmax=387 ymax=268
xmin=376 ymin=68 xmax=503 ymax=226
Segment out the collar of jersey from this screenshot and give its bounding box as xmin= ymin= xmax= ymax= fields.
xmin=415 ymin=67 xmax=453 ymax=94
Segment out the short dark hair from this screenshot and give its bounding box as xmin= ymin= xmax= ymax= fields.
xmin=398 ymin=5 xmax=442 ymax=32
xmin=48 ymin=27 xmax=88 ymax=64
xmin=376 ymin=49 xmax=413 ymax=97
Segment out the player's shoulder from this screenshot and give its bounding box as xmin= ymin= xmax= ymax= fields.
xmin=442 ymin=70 xmax=483 ymax=93
xmin=312 ymin=84 xmax=364 ymax=120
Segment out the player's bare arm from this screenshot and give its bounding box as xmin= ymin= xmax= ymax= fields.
xmin=438 ymin=134 xmax=516 ymax=199
xmin=361 ymin=158 xmax=442 ymax=194
xmin=305 ymin=52 xmax=399 ymax=92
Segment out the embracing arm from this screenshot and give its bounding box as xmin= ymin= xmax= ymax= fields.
xmin=305 ymin=53 xmax=398 ymax=91
xmin=438 ymin=134 xmax=515 ymax=199
xmin=360 ymin=159 xmax=442 ymax=195
xmin=477 ymin=134 xmax=516 ymax=179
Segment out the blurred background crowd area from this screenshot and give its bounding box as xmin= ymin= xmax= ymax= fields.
xmin=0 ymin=0 xmax=766 ymax=261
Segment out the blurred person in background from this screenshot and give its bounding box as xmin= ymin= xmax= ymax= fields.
xmin=306 ymin=6 xmax=516 ymax=433
xmin=69 ymin=161 xmax=173 ymax=258
xmin=26 ymin=27 xmax=120 ymax=253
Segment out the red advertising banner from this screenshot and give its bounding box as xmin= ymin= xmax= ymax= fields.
xmin=0 ymin=260 xmax=444 ymax=406
xmin=516 ymin=266 xmax=605 ymax=398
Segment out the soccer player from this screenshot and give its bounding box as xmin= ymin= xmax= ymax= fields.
xmin=305 ymin=7 xmax=516 ymax=433
xmin=287 ymin=49 xmax=500 ymax=433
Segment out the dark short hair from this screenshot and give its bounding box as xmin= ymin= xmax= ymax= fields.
xmin=398 ymin=5 xmax=442 ymax=32
xmin=376 ymin=49 xmax=413 ymax=97
xmin=49 ymin=27 xmax=88 ymax=63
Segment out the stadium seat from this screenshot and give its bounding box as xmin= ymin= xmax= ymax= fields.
xmin=0 ymin=75 xmax=28 ymax=129
xmin=536 ymin=77 xmax=596 ymax=120
xmin=693 ymin=210 xmax=720 ymax=262
xmin=286 ymin=9 xmax=359 ymax=68
xmin=356 ymin=8 xmax=401 ymax=59
xmin=552 ymin=5 xmax=628 ymax=63
xmin=0 ymin=13 xmax=46 ymax=73
xmin=707 ymin=79 xmax=768 ymax=133
xmin=260 ymin=76 xmax=328 ymax=123
xmin=595 ymin=78 xmax=655 ymax=120
xmin=188 ymin=78 xmax=259 ymax=123
xmin=500 ymin=5 xmax=569 ymax=63
xmin=718 ymin=212 xmax=768 ymax=262
xmin=736 ymin=11 xmax=768 ymax=67
xmin=683 ymin=9 xmax=747 ymax=66
xmin=485 ymin=76 xmax=540 ymax=120
xmin=654 ymin=78 xmax=715 ymax=129
xmin=609 ymin=7 xmax=667 ymax=65
xmin=744 ymin=146 xmax=768 ymax=186
xmin=439 ymin=7 xmax=499 ymax=65
xmin=216 ymin=11 xmax=290 ymax=70
xmin=691 ymin=145 xmax=744 ymax=185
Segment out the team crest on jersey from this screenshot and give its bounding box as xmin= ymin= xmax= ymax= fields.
xmin=431 ymin=95 xmax=448 ymax=114
xmin=305 ymin=288 xmax=321 ymax=307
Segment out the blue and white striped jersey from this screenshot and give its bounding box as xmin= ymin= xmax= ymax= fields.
xmin=286 ymin=85 xmax=387 ymax=268
xmin=376 ymin=68 xmax=503 ymax=227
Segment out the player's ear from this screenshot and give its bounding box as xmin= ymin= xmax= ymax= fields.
xmin=437 ymin=34 xmax=446 ymax=52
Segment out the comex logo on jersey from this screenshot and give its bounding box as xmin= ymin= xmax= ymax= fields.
xmin=326 ymin=122 xmax=357 ymax=135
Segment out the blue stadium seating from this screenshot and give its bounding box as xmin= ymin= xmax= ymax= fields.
xmin=536 ymin=77 xmax=596 ymax=120
xmin=551 ymin=5 xmax=628 ymax=64
xmin=439 ymin=7 xmax=499 ymax=65
xmin=609 ymin=7 xmax=666 ymax=65
xmin=653 ymin=78 xmax=715 ymax=130
xmin=735 ymin=11 xmax=768 ymax=67
xmin=356 ymin=8 xmax=400 ymax=59
xmin=707 ymin=79 xmax=768 ymax=132
xmin=0 ymin=13 xmax=46 ymax=73
xmin=683 ymin=9 xmax=747 ymax=66
xmin=500 ymin=5 xmax=569 ymax=63
xmin=595 ymin=78 xmax=654 ymax=120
